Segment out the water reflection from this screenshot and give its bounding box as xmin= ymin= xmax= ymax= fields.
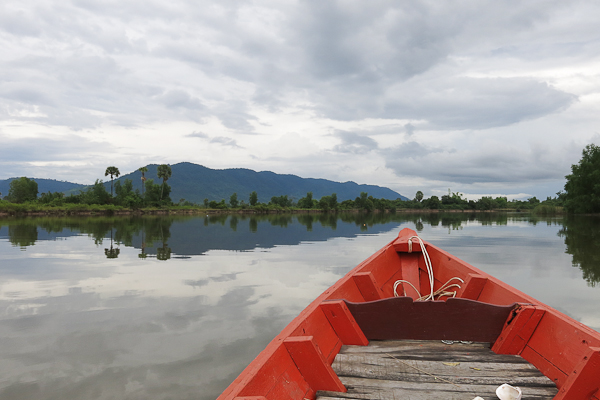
xmin=0 ymin=212 xmax=599 ymax=400
xmin=2 ymin=212 xmax=598 ymax=286
xmin=8 ymin=223 xmax=38 ymax=247
xmin=0 ymin=212 xmax=591 ymax=275
xmin=1 ymin=213 xmax=413 ymax=257
xmin=0 ymin=212 xmax=522 ymax=247
xmin=559 ymin=214 xmax=600 ymax=286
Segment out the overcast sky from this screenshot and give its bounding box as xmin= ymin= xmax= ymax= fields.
xmin=1 ymin=1 xmax=599 ymax=200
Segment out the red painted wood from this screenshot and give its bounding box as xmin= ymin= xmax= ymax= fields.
xmin=460 ymin=273 xmax=489 ymax=300
xmin=425 ymin=242 xmax=534 ymax=305
xmin=264 ymin=371 xmax=310 ymax=400
xmin=234 ymin=397 xmax=267 ymax=400
xmin=354 ymin=246 xmax=404 ymax=298
xmin=325 ymin=340 xmax=343 ymax=365
xmin=238 ymin=345 xmax=310 ymax=398
xmin=283 ymin=336 xmax=346 ymax=393
xmin=523 ymin=311 xmax=600 ymax=388
xmin=426 ymin=250 xmax=472 ymax=292
xmin=478 ymin=279 xmax=530 ymax=305
xmin=395 ymin=254 xmax=421 ymax=298
xmin=292 ymin=307 xmax=341 ymax=364
xmin=353 ymin=272 xmax=383 ymax=301
xmin=320 ymin=300 xmax=369 ymax=346
xmin=553 ymin=347 xmax=600 ymax=400
xmin=492 ymin=305 xmax=546 ymax=355
xmin=520 ymin=345 xmax=566 ymax=389
xmin=379 ymin=252 xmax=418 ymax=297
xmin=328 ymin=279 xmax=365 ymax=302
xmin=392 ymin=229 xmax=424 ymax=252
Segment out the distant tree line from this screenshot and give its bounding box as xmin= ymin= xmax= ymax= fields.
xmin=0 ymin=174 xmax=561 ymax=213
xmin=1 ymin=165 xmax=174 ymax=209
xmin=400 ymin=189 xmax=564 ymax=213
xmin=193 ymin=189 xmax=561 ymax=213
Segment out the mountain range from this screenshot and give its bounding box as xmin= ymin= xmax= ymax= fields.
xmin=0 ymin=162 xmax=407 ymax=203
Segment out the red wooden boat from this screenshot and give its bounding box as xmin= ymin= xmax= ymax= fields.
xmin=218 ymin=228 xmax=600 ymax=400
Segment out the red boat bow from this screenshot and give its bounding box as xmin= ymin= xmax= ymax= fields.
xmin=219 ymin=228 xmax=600 ymax=400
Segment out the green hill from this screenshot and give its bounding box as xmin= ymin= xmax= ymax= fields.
xmin=114 ymin=162 xmax=406 ymax=203
xmin=1 ymin=163 xmax=407 ymax=204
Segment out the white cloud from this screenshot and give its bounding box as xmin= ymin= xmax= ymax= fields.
xmin=1 ymin=0 xmax=599 ymax=198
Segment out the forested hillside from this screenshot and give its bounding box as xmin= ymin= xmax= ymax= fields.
xmin=1 ymin=163 xmax=406 ymax=204
xmin=112 ymin=162 xmax=406 ymax=203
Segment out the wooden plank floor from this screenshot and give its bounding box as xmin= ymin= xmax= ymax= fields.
xmin=317 ymin=340 xmax=558 ymax=400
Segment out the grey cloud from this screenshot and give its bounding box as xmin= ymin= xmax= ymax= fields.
xmin=384 ymin=141 xmax=569 ymax=185
xmin=316 ymin=76 xmax=576 ymax=129
xmin=0 ymin=6 xmax=42 ymax=36
xmin=0 ymin=133 xmax=113 ymax=163
xmin=214 ymin=102 xmax=257 ymax=132
xmin=289 ymin=2 xmax=370 ymax=80
xmin=158 ymin=90 xmax=204 ymax=110
xmin=217 ymin=114 xmax=255 ymax=132
xmin=279 ymin=2 xmax=579 ymax=127
xmin=154 ymin=43 xmax=215 ymax=71
xmin=387 ymin=141 xmax=446 ymax=159
xmin=1 ymin=88 xmax=54 ymax=106
xmin=210 ymin=137 xmax=242 ymax=148
xmin=294 ymin=1 xmax=574 ymax=81
xmin=187 ymin=131 xmax=208 ymax=139
xmin=286 ymin=1 xmax=485 ymax=83
xmin=332 ymin=131 xmax=378 ymax=154
xmin=0 ymin=0 xmax=584 ymax=133
xmin=399 ymin=77 xmax=577 ymax=130
xmin=1 ymin=54 xmax=155 ymax=128
xmin=183 ymin=132 xmax=243 ymax=148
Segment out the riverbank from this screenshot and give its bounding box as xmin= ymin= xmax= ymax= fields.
xmin=0 ymin=205 xmax=562 ymax=218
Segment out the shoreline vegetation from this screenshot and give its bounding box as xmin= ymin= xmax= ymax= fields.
xmin=0 ymin=163 xmax=567 ymax=218
xmin=1 ymin=196 xmax=565 ymax=220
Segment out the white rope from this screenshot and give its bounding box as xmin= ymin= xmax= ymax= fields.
xmin=394 ymin=236 xmax=464 ymax=301
xmin=393 ymin=279 xmax=421 ymax=298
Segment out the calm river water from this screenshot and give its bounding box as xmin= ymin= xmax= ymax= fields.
xmin=1 ymin=212 xmax=599 ymax=400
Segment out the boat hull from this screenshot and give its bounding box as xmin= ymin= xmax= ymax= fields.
xmin=218 ymin=228 xmax=600 ymax=400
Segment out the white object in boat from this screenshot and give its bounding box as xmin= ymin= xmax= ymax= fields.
xmin=496 ymin=383 xmax=522 ymax=400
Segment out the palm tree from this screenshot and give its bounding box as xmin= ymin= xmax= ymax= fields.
xmin=105 ymin=166 xmax=120 ymax=197
xmin=138 ymin=166 xmax=148 ymax=196
xmin=157 ymin=164 xmax=172 ymax=200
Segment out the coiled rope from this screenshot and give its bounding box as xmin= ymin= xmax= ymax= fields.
xmin=393 ymin=236 xmax=464 ymax=301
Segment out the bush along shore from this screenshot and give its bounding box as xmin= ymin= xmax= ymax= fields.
xmin=2 ymin=169 xmax=564 ymax=217
xmin=0 ymin=195 xmax=563 ymax=217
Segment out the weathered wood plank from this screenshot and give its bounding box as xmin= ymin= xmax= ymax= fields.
xmin=317 ymin=340 xmax=558 ymax=400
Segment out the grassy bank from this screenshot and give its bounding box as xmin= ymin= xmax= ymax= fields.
xmin=0 ymin=201 xmax=567 ymax=218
